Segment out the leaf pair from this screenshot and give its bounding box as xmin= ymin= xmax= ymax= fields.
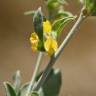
xmin=3 ymin=71 xmax=39 ymax=96
xmin=4 ymin=68 xmax=61 ymax=96
xmin=4 ymin=71 xmax=21 ymax=96
xmin=4 ymin=82 xmax=39 ymax=96
xmin=20 ymin=68 xmax=62 ymax=96
xmin=4 ymin=82 xmax=16 ymax=96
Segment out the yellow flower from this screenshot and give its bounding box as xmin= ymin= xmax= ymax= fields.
xmin=44 ymin=36 xmax=58 ymax=55
xmin=43 ymin=20 xmax=52 ymax=33
xmin=30 ymin=32 xmax=39 ymax=51
xmin=30 ymin=20 xmax=58 ymax=55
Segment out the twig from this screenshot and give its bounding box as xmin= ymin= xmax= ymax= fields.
xmin=33 ymin=9 xmax=87 ymax=91
xmin=25 ymin=52 xmax=43 ymax=96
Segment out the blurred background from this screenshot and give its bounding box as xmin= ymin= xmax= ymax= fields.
xmin=0 ymin=0 xmax=96 ymax=96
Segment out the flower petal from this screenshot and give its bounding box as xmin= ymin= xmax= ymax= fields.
xmin=30 ymin=32 xmax=39 ymax=51
xmin=44 ymin=37 xmax=58 ymax=55
xmin=43 ymin=20 xmax=52 ymax=33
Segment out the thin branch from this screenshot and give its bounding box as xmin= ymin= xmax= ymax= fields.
xmin=33 ymin=10 xmax=87 ymax=91
xmin=25 ymin=52 xmax=43 ymax=96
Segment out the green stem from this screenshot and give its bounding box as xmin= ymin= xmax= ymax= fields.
xmin=33 ymin=10 xmax=87 ymax=91
xmin=25 ymin=52 xmax=43 ymax=96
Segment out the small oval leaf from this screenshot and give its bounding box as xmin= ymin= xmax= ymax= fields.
xmin=36 ymin=68 xmax=62 ymax=96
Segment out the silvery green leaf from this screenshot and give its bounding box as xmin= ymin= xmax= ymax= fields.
xmin=4 ymin=82 xmax=16 ymax=96
xmin=20 ymin=83 xmax=44 ymax=96
xmin=13 ymin=70 xmax=21 ymax=94
xmin=20 ymin=82 xmax=29 ymax=96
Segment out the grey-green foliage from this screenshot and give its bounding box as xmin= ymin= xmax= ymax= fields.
xmin=20 ymin=83 xmax=44 ymax=96
xmin=13 ymin=70 xmax=21 ymax=94
xmin=43 ymin=69 xmax=61 ymax=96
xmin=20 ymin=83 xmax=42 ymax=96
xmin=3 ymin=71 xmax=33 ymax=96
xmin=4 ymin=82 xmax=16 ymax=96
xmin=20 ymin=83 xmax=29 ymax=96
xmin=20 ymin=68 xmax=62 ymax=96
xmin=4 ymin=70 xmax=21 ymax=96
xmin=36 ymin=68 xmax=62 ymax=96
xmin=4 ymin=69 xmax=61 ymax=96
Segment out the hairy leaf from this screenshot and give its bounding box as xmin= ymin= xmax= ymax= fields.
xmin=20 ymin=83 xmax=29 ymax=96
xmin=4 ymin=82 xmax=16 ymax=96
xmin=13 ymin=70 xmax=21 ymax=94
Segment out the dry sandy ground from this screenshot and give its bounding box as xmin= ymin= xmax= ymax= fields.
xmin=0 ymin=0 xmax=96 ymax=96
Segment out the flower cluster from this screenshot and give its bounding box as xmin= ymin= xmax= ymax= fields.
xmin=30 ymin=20 xmax=58 ymax=56
xmin=29 ymin=7 xmax=75 ymax=56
